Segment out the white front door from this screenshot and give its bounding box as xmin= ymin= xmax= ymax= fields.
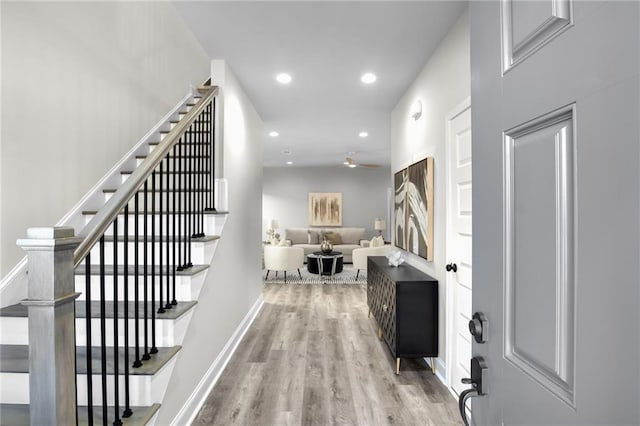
xmin=446 ymin=99 xmax=473 ymax=398
xmin=470 ymin=1 xmax=639 ymax=424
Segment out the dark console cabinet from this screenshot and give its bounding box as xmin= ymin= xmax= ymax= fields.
xmin=367 ymin=256 xmax=438 ymax=375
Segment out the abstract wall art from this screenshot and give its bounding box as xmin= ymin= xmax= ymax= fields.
xmin=394 ymin=157 xmax=434 ymax=260
xmin=394 ymin=169 xmax=408 ymax=250
xmin=308 ymin=192 xmax=342 ymax=226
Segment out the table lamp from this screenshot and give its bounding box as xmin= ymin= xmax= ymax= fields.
xmin=374 ymin=219 xmax=386 ymax=237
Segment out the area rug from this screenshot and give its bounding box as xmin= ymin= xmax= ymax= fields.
xmin=263 ymin=264 xmax=366 ymax=285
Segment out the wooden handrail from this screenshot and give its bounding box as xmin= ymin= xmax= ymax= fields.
xmin=73 ymin=85 xmax=218 ymax=267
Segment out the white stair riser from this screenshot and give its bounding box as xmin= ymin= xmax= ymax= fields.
xmin=121 ymin=173 xmax=212 ymax=190
xmin=84 ymin=214 xmax=219 ymax=237
xmin=0 ymin=311 xmax=194 ymax=347
xmin=74 ymin=272 xmax=205 ymax=303
xmin=0 ymin=357 xmax=175 ymax=406
xmin=105 ymin=191 xmax=212 ymax=208
xmin=84 ymin=240 xmax=214 ymax=266
xmin=136 ymin=157 xmax=210 ymax=172
xmin=148 ymin=143 xmax=211 ymax=157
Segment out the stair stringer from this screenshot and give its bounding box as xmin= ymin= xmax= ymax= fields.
xmin=0 ymin=88 xmax=202 ymax=308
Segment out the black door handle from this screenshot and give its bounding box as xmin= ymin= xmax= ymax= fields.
xmin=459 ymin=357 xmax=488 ymax=426
xmin=446 ymin=263 xmax=457 ymax=272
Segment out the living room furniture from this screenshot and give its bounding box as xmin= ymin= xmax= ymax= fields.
xmin=374 ymin=218 xmax=386 ymax=237
xmin=366 ymin=256 xmax=438 ymax=375
xmin=306 ymin=251 xmax=344 ymax=276
xmin=352 ymin=244 xmax=394 ymax=279
xmin=264 ymin=245 xmax=304 ymax=282
xmin=284 ymin=227 xmax=368 ymax=263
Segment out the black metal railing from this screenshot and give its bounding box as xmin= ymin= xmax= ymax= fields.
xmin=73 ymin=84 xmax=217 ymax=424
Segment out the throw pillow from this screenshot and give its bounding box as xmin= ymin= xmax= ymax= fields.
xmin=323 ymin=231 xmax=342 ymax=245
xmin=278 ymin=239 xmax=290 ymax=247
xmin=307 ymin=229 xmax=320 ymax=244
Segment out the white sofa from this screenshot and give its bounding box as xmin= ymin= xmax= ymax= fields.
xmin=284 ymin=227 xmax=368 ymax=263
xmin=352 ymin=244 xmax=394 ymax=279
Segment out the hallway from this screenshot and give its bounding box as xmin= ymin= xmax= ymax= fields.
xmin=193 ymin=284 xmax=461 ymax=425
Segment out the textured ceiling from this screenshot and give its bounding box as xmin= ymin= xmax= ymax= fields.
xmin=173 ymin=1 xmax=467 ymax=167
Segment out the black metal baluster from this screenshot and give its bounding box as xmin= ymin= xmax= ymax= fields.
xmin=177 ymin=136 xmax=184 ymax=272
xmin=122 ymin=206 xmax=132 ymax=417
xmin=158 ymin=162 xmax=166 ymax=315
xmin=170 ymin=146 xmax=178 ymax=307
xmin=85 ymin=254 xmax=94 ymax=426
xmin=112 ymin=219 xmax=122 ymax=426
xmin=133 ymin=194 xmax=142 ymax=368
xmin=210 ymin=100 xmax=216 ymax=211
xmin=150 ymin=172 xmax=158 ymax=355
xmin=99 ymin=236 xmax=108 ymax=424
xmin=197 ymin=111 xmax=204 ymax=237
xmin=142 ymin=181 xmax=150 ymax=361
xmin=186 ymin=123 xmax=193 ymax=268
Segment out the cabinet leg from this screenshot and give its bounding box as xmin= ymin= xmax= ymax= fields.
xmin=377 ymin=328 xmax=382 ymax=340
xmin=396 ymin=358 xmax=401 ymax=375
xmin=430 ymin=357 xmax=436 ymax=374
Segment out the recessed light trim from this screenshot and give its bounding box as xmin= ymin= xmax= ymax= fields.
xmin=348 ymin=164 xmax=357 ymax=168
xmin=361 ymin=73 xmax=377 ymax=84
xmin=269 ymin=131 xmax=279 ymax=137
xmin=358 ymin=131 xmax=368 ymax=138
xmin=286 ymin=161 xmax=293 ymax=165
xmin=276 ymin=73 xmax=292 ymax=84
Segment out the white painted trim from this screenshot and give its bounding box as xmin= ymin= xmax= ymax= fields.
xmin=170 ymin=294 xmax=264 ymax=426
xmin=0 ymin=90 xmax=195 ymax=304
xmin=444 ymin=97 xmax=471 ymax=392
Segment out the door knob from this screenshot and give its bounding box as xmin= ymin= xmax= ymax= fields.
xmin=446 ymin=263 xmax=457 ymax=272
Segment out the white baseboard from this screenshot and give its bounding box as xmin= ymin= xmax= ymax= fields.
xmin=426 ymin=356 xmax=448 ymax=387
xmin=170 ymin=294 xmax=264 ymax=426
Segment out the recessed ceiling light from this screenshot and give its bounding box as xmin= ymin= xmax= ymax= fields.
xmin=276 ymin=73 xmax=292 ymax=84
xmin=286 ymin=161 xmax=293 ymax=165
xmin=361 ymin=73 xmax=377 ymax=84
xmin=269 ymin=131 xmax=279 ymax=137
xmin=343 ymin=161 xmax=349 ymax=165
xmin=358 ymin=131 xmax=368 ymax=138
xmin=348 ymin=164 xmax=357 ymax=168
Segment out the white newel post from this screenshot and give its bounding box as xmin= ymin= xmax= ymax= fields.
xmin=17 ymin=227 xmax=82 ymax=425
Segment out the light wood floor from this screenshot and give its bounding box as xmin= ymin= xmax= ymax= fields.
xmin=193 ymin=284 xmax=462 ymax=426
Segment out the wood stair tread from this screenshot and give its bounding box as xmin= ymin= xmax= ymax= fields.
xmin=148 ymin=141 xmax=210 ymax=146
xmin=0 ymin=345 xmax=180 ymax=375
xmin=82 ymin=209 xmax=227 ymax=215
xmin=103 ymin=188 xmax=210 ymax=193
xmin=74 ymin=264 xmax=209 ymax=276
xmin=0 ymin=300 xmax=197 ymax=320
xmin=0 ymin=403 xmax=160 ymax=426
xmin=135 ymin=155 xmax=208 ymax=159
xmin=101 ymin=235 xmax=219 ymax=243
xmin=121 ymin=170 xmax=211 ymax=175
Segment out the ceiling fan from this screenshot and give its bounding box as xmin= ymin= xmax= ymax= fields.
xmin=344 ymin=156 xmax=382 ymax=169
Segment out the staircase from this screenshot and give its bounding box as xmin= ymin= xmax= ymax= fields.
xmin=0 ymin=83 xmax=224 ymax=425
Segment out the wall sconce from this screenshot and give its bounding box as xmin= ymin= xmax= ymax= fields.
xmin=410 ymin=100 xmax=422 ymax=120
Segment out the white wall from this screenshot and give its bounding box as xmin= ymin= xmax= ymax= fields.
xmin=390 ymin=9 xmax=469 ymax=376
xmin=0 ymin=2 xmax=210 ymax=276
xmin=155 ymin=60 xmax=264 ymax=424
xmin=263 ymin=166 xmax=391 ymax=241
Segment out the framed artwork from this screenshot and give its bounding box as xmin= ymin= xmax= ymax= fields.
xmin=308 ymin=192 xmax=342 ymax=226
xmin=394 ymin=169 xmax=408 ymax=250
xmin=406 ymin=157 xmax=434 ymax=260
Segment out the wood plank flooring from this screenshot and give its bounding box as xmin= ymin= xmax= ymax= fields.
xmin=193 ymin=284 xmax=462 ymax=426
